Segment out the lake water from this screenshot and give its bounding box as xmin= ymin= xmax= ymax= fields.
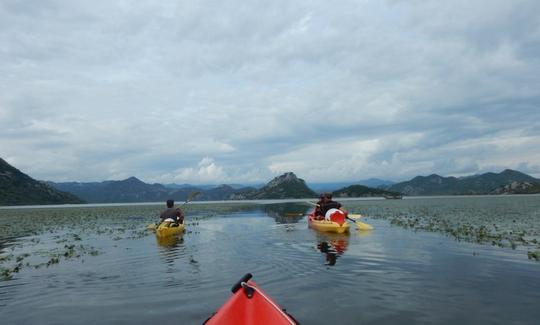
xmin=1 ymin=196 xmax=539 ymax=324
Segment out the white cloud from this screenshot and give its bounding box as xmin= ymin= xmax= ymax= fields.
xmin=1 ymin=0 xmax=539 ymax=183
xmin=171 ymin=157 xmax=227 ymax=184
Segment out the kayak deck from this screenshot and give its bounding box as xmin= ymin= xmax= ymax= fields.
xmin=155 ymin=222 xmax=184 ymax=237
xmin=204 ymin=273 xmax=298 ymax=325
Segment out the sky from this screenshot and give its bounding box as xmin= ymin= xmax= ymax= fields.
xmin=1 ymin=0 xmax=540 ymax=184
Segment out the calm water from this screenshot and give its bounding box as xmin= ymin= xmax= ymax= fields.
xmin=1 ymin=196 xmax=539 ymax=324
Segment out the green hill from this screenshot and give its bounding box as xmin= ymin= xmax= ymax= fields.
xmin=232 ymin=172 xmax=317 ymax=199
xmin=333 ymin=184 xmax=402 ymax=198
xmin=0 ymin=158 xmax=84 ymax=206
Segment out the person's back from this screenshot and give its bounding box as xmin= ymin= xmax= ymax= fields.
xmin=160 ymin=207 xmax=180 ymax=220
xmin=160 ymin=199 xmax=184 ymax=224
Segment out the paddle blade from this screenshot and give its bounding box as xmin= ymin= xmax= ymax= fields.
xmin=147 ymin=223 xmax=157 ymax=230
xmin=355 ymin=221 xmax=373 ymax=231
xmin=348 ymin=214 xmax=363 ymax=219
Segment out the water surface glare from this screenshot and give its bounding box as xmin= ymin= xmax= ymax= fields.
xmin=1 ymin=197 xmax=539 ymax=324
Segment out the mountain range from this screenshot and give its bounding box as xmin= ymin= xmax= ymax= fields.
xmin=48 ymin=177 xmax=255 ymax=203
xmin=48 ymin=172 xmax=316 ymax=202
xmin=47 ymin=169 xmax=540 ymax=203
xmin=2 ymin=156 xmax=540 ymax=206
xmin=48 ymin=172 xmax=400 ymax=203
xmin=387 ymin=169 xmax=540 ymax=195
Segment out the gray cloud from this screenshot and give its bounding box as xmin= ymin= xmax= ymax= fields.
xmin=1 ymin=0 xmax=539 ymax=183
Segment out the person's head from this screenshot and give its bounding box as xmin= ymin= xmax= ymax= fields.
xmin=324 ymin=192 xmax=333 ymax=200
xmin=166 ymin=199 xmax=174 ymax=208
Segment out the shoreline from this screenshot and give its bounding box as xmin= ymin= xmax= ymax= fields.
xmin=1 ymin=193 xmax=539 ymax=210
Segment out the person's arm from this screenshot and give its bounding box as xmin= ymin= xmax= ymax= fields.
xmin=319 ymin=203 xmax=326 ymax=217
xmin=176 ymin=208 xmax=184 ymax=224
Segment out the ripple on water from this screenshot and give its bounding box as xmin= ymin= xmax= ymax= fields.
xmin=2 ymin=200 xmax=540 ymax=325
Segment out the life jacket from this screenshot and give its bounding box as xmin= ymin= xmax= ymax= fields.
xmin=325 ymin=208 xmax=346 ymax=226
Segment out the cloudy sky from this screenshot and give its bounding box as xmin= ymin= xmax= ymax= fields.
xmin=1 ymin=0 xmax=539 ymax=184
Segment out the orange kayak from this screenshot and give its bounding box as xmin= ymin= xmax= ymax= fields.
xmin=204 ymin=273 xmax=298 ymax=325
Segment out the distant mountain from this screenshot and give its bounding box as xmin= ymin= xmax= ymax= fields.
xmin=196 ymin=184 xmax=256 ymax=201
xmin=45 ymin=168 xmax=540 ymax=203
xmin=49 ymin=177 xmax=172 ymax=203
xmin=231 ymin=172 xmax=317 ymax=199
xmin=163 ymin=183 xmax=219 ymax=190
xmin=49 ymin=179 xmax=255 ymax=203
xmin=358 ymin=178 xmax=396 ymax=188
xmin=389 ymin=169 xmax=540 ymax=196
xmin=333 ymin=184 xmax=402 ymax=198
xmin=0 ymin=158 xmax=83 ymax=206
xmin=309 ymin=178 xmax=395 ymax=192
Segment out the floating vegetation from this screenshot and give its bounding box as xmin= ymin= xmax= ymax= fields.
xmin=47 ymin=256 xmax=60 ymax=266
xmin=346 ymin=196 xmax=540 ymax=261
xmin=528 ymin=251 xmax=540 ymax=261
xmin=1 ymin=267 xmax=13 ymax=279
xmin=0 ymin=202 xmax=260 ymax=280
xmin=16 ymin=253 xmax=30 ymax=262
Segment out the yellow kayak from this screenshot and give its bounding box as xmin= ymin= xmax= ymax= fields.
xmin=308 ymin=213 xmax=350 ymax=234
xmin=155 ymin=222 xmax=185 ymax=237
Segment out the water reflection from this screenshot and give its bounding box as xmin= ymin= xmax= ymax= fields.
xmin=315 ymin=233 xmax=349 ymax=266
xmin=264 ymin=203 xmax=309 ymax=224
xmin=156 ymin=234 xmax=184 ymax=275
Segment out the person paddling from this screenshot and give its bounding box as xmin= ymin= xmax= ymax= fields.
xmin=160 ymin=199 xmax=184 ymax=226
xmin=318 ymin=192 xmax=348 ymax=226
xmin=320 ymin=193 xmax=342 ymax=218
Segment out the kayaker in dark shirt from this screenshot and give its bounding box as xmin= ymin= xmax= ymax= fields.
xmin=319 ymin=192 xmax=342 ymax=217
xmin=160 ymin=199 xmax=184 ymax=224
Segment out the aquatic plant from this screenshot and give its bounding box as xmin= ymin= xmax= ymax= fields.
xmin=346 ymin=196 xmax=540 ymax=260
xmin=528 ymin=251 xmax=539 ymax=261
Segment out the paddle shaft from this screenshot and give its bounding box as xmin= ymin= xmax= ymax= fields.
xmin=181 ymin=191 xmax=201 ymax=207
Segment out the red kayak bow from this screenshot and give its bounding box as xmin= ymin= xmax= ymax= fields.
xmin=204 ymin=273 xmax=298 ymax=325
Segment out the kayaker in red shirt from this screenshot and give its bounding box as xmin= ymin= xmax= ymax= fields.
xmin=160 ymin=199 xmax=184 ymax=224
